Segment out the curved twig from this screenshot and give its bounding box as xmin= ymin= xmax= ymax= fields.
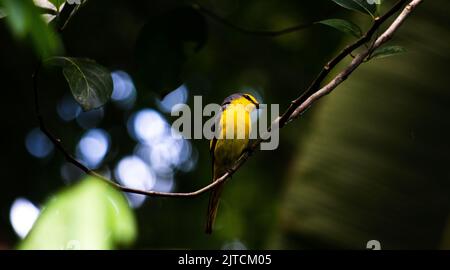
xmin=278 ymin=0 xmax=410 ymax=126
xmin=33 ymin=0 xmax=422 ymax=198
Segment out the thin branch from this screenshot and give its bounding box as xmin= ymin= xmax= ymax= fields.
xmin=288 ymin=0 xmax=423 ymax=122
xmin=57 ymin=1 xmax=90 ymax=33
xmin=278 ymin=0 xmax=409 ymax=126
xmin=33 ymin=0 xmax=422 ymax=198
xmin=59 ymin=4 xmax=81 ymax=32
xmin=32 ymin=64 xmax=225 ymax=198
xmin=192 ymin=3 xmax=316 ymax=37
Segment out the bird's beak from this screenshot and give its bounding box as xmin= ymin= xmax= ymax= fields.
xmin=255 ymin=103 xmax=260 ymax=110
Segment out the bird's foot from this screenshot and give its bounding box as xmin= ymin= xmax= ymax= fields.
xmin=226 ymin=168 xmax=234 ymax=177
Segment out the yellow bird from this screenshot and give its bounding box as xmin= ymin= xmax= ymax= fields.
xmin=206 ymin=93 xmax=259 ymax=234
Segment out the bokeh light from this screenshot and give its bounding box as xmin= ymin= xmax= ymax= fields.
xmin=9 ymin=198 xmax=40 ymax=239
xmin=128 ymin=109 xmax=169 ymax=144
xmin=133 ymin=131 xmax=195 ymax=175
xmin=122 ymin=106 xmax=198 ymax=207
xmin=122 ymin=107 xmax=197 ymax=202
xmin=222 ymin=240 xmax=247 ymax=250
xmin=115 ymin=155 xmax=155 ymax=208
xmin=25 ymin=128 xmax=54 ymax=158
xmin=149 ymin=137 xmax=191 ymax=172
xmin=157 ymin=84 xmax=188 ymax=113
xmin=111 ymin=70 xmax=137 ymax=109
xmin=177 ymin=146 xmax=199 ymax=172
xmin=129 ymin=108 xmax=195 ymax=172
xmin=57 ymin=94 xmax=81 ymax=122
xmin=76 ymin=129 xmax=110 ymax=169
xmin=151 ymin=173 xmax=175 ymax=193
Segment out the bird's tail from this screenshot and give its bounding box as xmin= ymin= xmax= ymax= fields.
xmin=205 ymin=183 xmax=224 ymax=234
xmin=205 ymin=168 xmax=225 ymax=234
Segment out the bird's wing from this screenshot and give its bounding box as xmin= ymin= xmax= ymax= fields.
xmin=209 ymin=103 xmax=228 ymax=181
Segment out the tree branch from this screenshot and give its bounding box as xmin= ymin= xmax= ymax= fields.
xmin=33 ymin=0 xmax=422 ymax=198
xmin=288 ymin=0 xmax=423 ymax=122
xmin=278 ymin=0 xmax=410 ymax=126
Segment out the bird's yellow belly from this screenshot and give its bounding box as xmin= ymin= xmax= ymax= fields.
xmin=214 ymin=138 xmax=248 ymax=167
xmin=214 ymin=107 xmax=251 ymax=167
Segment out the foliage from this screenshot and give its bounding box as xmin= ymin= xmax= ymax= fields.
xmin=331 ymin=0 xmax=379 ymax=17
xmin=46 ymin=57 xmax=113 ymax=111
xmin=369 ymin=45 xmax=407 ymax=60
xmin=19 ymin=177 xmax=136 ymax=250
xmin=317 ymin=19 xmax=362 ymax=38
xmin=48 ymin=0 xmax=65 ymax=11
xmin=0 ymin=0 xmax=62 ymax=57
xmin=0 ymin=0 xmax=445 ymax=250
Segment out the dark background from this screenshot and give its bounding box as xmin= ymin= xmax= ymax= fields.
xmin=0 ymin=0 xmax=449 ymax=249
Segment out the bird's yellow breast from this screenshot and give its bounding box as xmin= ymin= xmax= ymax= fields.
xmin=213 ymin=104 xmax=251 ymax=167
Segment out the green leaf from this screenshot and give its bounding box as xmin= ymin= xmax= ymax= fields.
xmin=317 ymin=19 xmax=362 ymax=38
xmin=0 ymin=0 xmax=63 ymax=57
xmin=0 ymin=8 xmax=6 ymax=19
xmin=19 ymin=177 xmax=136 ymax=250
xmin=369 ymin=45 xmax=407 ymax=60
xmin=331 ymin=0 xmax=378 ymax=17
xmin=48 ymin=0 xmax=65 ymax=11
xmin=47 ymin=57 xmax=113 ymax=111
xmin=34 ymin=0 xmax=65 ymax=14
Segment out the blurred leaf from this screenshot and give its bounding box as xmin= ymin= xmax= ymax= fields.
xmin=134 ymin=6 xmax=207 ymax=97
xmin=35 ymin=0 xmax=63 ymax=12
xmin=331 ymin=0 xmax=378 ymax=17
xmin=369 ymin=45 xmax=406 ymax=60
xmin=47 ymin=57 xmax=113 ymax=111
xmin=47 ymin=0 xmax=65 ymax=11
xmin=0 ymin=0 xmax=62 ymax=57
xmin=19 ymin=177 xmax=136 ymax=250
xmin=33 ymin=0 xmax=65 ymax=25
xmin=317 ymin=19 xmax=362 ymax=38
xmin=0 ymin=8 xmax=6 ymax=19
xmin=33 ymin=0 xmax=61 ymax=24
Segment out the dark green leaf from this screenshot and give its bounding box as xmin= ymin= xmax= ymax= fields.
xmin=317 ymin=19 xmax=362 ymax=38
xmin=47 ymin=57 xmax=113 ymax=111
xmin=19 ymin=177 xmax=136 ymax=250
xmin=134 ymin=6 xmax=207 ymax=97
xmin=331 ymin=0 xmax=378 ymax=17
xmin=0 ymin=0 xmax=62 ymax=57
xmin=370 ymin=45 xmax=407 ymax=60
